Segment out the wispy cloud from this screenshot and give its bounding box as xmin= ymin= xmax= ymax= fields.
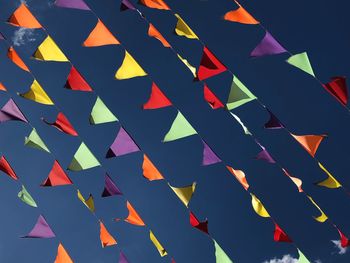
xmin=12 ymin=28 xmax=36 ymax=46
xmin=332 ymin=240 xmax=348 ymax=255
xmin=263 ymin=254 xmax=298 ymax=263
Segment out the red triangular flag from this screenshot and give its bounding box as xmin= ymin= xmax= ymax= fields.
xmin=189 ymin=211 xmax=209 ymax=235
xmin=42 ymin=112 xmax=78 ymax=136
xmin=203 ymin=83 xmax=224 ymax=109
xmin=0 ymin=156 xmax=18 ymax=180
xmin=337 ymin=227 xmax=350 ymax=248
xmin=41 ymin=160 xmax=73 ymax=186
xmin=143 ymin=82 xmax=172 ymax=109
xmin=197 ymin=47 xmax=227 ymax=81
xmin=65 ymin=66 xmax=93 ymax=91
xmin=322 ymin=77 xmax=348 ymax=106
xmin=273 ymin=223 xmax=292 ymax=243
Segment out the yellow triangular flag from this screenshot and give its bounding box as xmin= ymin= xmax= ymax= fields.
xmin=307 ymin=195 xmax=328 ymax=223
xmin=168 ymin=182 xmax=196 ymax=207
xmin=149 ymin=231 xmax=167 ymax=257
xmin=33 ymin=36 xmax=69 ymax=62
xmin=316 ymin=162 xmax=342 ymax=189
xmin=20 ymin=79 xmax=54 ymax=105
xmin=174 ymin=14 xmax=198 ymax=39
xmin=77 ymin=189 xmax=95 ymax=213
xmin=251 ymin=193 xmax=270 ymax=218
xmin=115 ymin=51 xmax=147 ymax=80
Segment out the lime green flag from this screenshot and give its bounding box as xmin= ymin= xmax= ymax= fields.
xmin=163 ymin=111 xmax=197 ymax=142
xmin=68 ymin=142 xmax=101 ymax=171
xmin=18 ymin=185 xmax=37 ymax=207
xmin=226 ymin=75 xmax=256 ymax=110
xmin=24 ymin=128 xmax=50 ymax=153
xmin=89 ymin=97 xmax=118 ymax=125
xmin=298 ymin=249 xmax=310 ymax=263
xmin=213 ymin=239 xmax=233 ymax=263
xmin=286 ymin=52 xmax=315 ymax=77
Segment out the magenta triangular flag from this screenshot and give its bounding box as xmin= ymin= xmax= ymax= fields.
xmin=0 ymin=99 xmax=28 ymax=123
xmin=202 ymin=141 xmax=221 ymax=166
xmin=22 ymin=215 xmax=55 ymax=238
xmin=54 ymin=0 xmax=90 ymax=10
xmin=106 ymin=127 xmax=140 ymax=158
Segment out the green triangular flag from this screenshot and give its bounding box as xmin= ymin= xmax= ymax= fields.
xmin=213 ymin=239 xmax=233 ymax=263
xmin=286 ymin=52 xmax=315 ymax=77
xmin=24 ymin=128 xmax=50 ymax=153
xmin=226 ymin=75 xmax=256 ymax=110
xmin=297 ymin=249 xmax=310 ymax=263
xmin=18 ymin=185 xmax=37 ymax=207
xmin=68 ymin=142 xmax=101 ymax=171
xmin=90 ymin=97 xmax=118 ymax=124
xmin=163 ymin=111 xmax=197 ymax=142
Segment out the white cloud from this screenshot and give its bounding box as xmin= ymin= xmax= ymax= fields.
xmin=332 ymin=240 xmax=348 ymax=255
xmin=263 ymin=254 xmax=298 ymax=263
xmin=12 ymin=28 xmax=36 ymax=46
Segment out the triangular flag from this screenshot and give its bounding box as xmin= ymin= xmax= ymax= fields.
xmin=139 ymin=0 xmax=170 ymax=10
xmin=273 ymin=223 xmax=292 ymax=242
xmin=213 ymin=239 xmax=233 ymax=263
xmin=143 ymin=82 xmax=172 ymax=109
xmin=177 ymin=53 xmax=197 ymax=78
xmin=41 ymin=160 xmax=73 ymax=187
xmin=142 ymin=154 xmax=164 ymax=181
xmin=24 ymin=128 xmax=50 ymax=153
xmin=115 ymin=51 xmax=147 ymax=80
xmin=100 ymin=221 xmax=117 ymax=247
xmin=0 ymin=32 xmax=5 ymax=40
xmin=18 ymin=185 xmax=37 ymax=207
xmin=229 ymin=112 xmax=252 ymax=135
xmin=264 ymin=108 xmax=284 ymax=129
xmin=282 ymin=168 xmax=303 ymax=193
xmin=149 ymin=231 xmax=167 ymax=257
xmin=0 ymin=83 xmax=7 ymax=91
xmin=337 ymin=228 xmax=350 ymax=248
xmin=42 ymin=112 xmax=78 ymax=136
xmin=33 ymin=36 xmax=69 ymax=62
xmin=306 ymin=195 xmax=328 ymax=223
xmin=291 ymin=133 xmax=326 ymax=157
xmin=297 ymin=249 xmax=311 ymax=263
xmin=163 ymin=111 xmax=197 ymax=142
xmin=148 ymin=23 xmax=171 ymax=48
xmin=54 ymin=243 xmax=73 ymax=263
xmin=204 ymin=84 xmax=224 ymax=109
xmin=226 ymin=166 xmax=249 ymax=190
xmin=197 ymin=46 xmax=227 ymax=81
xmin=83 ymin=19 xmax=120 ymax=47
xmin=102 ymin=173 xmax=122 ymax=197
xmin=168 ymin=182 xmax=196 ymax=207
xmin=77 ymin=190 xmax=95 ymax=213
xmin=8 ymin=3 xmax=42 ymax=28
xmin=119 ymin=251 xmax=130 ymax=263
xmin=174 ymin=14 xmax=198 ymax=39
xmin=55 ymin=0 xmax=91 ymax=10
xmin=189 ymin=211 xmax=209 ymax=235
xmin=123 ymin=201 xmax=145 ymax=226
xmin=251 ymin=193 xmax=270 ymax=218
xmin=286 ymin=52 xmax=315 ymax=77
xmin=120 ymin=0 xmax=137 ymax=11
xmin=22 ymin=215 xmax=55 ymax=238
xmin=250 ymin=31 xmax=287 ymax=57
xmin=226 ymin=75 xmax=256 ymax=110
xmin=20 ymin=79 xmax=54 ymax=105
xmin=65 ymin=66 xmax=93 ymax=91
xmin=255 ymin=149 xmax=276 ymax=164
xmin=106 ymin=127 xmax=140 ymax=158
xmin=0 ymin=99 xmax=28 ymax=123
xmin=0 ymin=156 xmax=18 ymax=180
xmin=322 ymin=76 xmax=348 ymax=106
xmin=223 ymin=2 xmax=259 ymax=25
xmin=7 ymin=46 xmax=30 ymax=72
xmin=90 ymin=97 xmax=118 ymax=124
xmin=68 ymin=142 xmax=101 ymax=171
xmin=202 ymin=141 xmax=221 ymax=166
xmin=316 ymin=162 xmax=342 ymax=189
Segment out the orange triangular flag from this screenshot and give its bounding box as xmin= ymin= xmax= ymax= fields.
xmin=99 ymin=221 xmax=117 ymax=247
xmin=54 ymin=243 xmax=73 ymax=263
xmin=142 ymin=154 xmax=164 ymax=181
xmin=0 ymin=83 xmax=7 ymax=91
xmin=8 ymin=3 xmax=42 ymax=28
xmin=291 ymin=133 xmax=327 ymax=157
xmin=124 ymin=201 xmax=145 ymax=226
xmin=223 ymin=1 xmax=259 ymax=25
xmin=148 ymin=23 xmax=171 ymax=48
xmin=139 ymin=0 xmax=170 ymax=10
xmin=83 ymin=19 xmax=120 ymax=47
xmin=7 ymin=47 xmax=30 ymax=72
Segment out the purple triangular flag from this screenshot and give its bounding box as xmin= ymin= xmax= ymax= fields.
xmin=102 ymin=173 xmax=122 ymax=197
xmin=202 ymin=141 xmax=221 ymax=166
xmin=106 ymin=127 xmax=140 ymax=158
xmin=255 ymin=149 xmax=276 ymax=164
xmin=54 ymin=0 xmax=90 ymax=10
xmin=119 ymin=251 xmax=130 ymax=263
xmin=0 ymin=32 xmax=5 ymax=40
xmin=120 ymin=0 xmax=136 ymax=11
xmin=0 ymin=99 xmax=28 ymax=123
xmin=250 ymin=31 xmax=287 ymax=58
xmin=22 ymin=215 xmax=55 ymax=238
xmin=264 ymin=108 xmax=284 ymax=129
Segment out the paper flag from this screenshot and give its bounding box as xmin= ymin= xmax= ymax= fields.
xmin=20 ymin=79 xmax=54 ymax=105
xmin=0 ymin=99 xmax=28 ymax=123
xmin=119 ymin=251 xmax=130 ymax=263
xmin=148 ymin=23 xmax=171 ymax=48
xmin=68 ymin=142 xmax=101 ymax=171
xmin=0 ymin=83 xmax=7 ymax=91
xmin=139 ymin=0 xmax=170 ymax=10
xmin=90 ymin=96 xmax=118 ymax=124
xmin=198 ymin=47 xmax=227 ymax=81
xmin=0 ymin=32 xmax=5 ymax=40
xmin=55 ymin=0 xmax=91 ymax=10
xmin=298 ymin=249 xmax=311 ymax=263
xmin=224 ymin=4 xmax=259 ymax=24
xmin=83 ymin=19 xmax=120 ymax=47
xmin=264 ymin=108 xmax=284 ymax=129
xmin=226 ymin=75 xmax=256 ymax=110
xmin=22 ymin=215 xmax=55 ymax=238
xmin=273 ymin=223 xmax=292 ymax=242
xmin=177 ymin=53 xmax=197 ymax=78
xmin=316 ymin=162 xmax=342 ymax=189
xmin=251 ymin=193 xmax=270 ymax=218
xmin=65 ymin=66 xmax=93 ymax=91
xmin=306 ymin=195 xmax=328 ymax=223
xmin=7 ymin=47 xmax=30 ymax=72
xmin=322 ymin=76 xmax=348 ymax=106
xmin=230 ymin=112 xmax=252 ymax=135
xmin=337 ymin=228 xmax=350 ymax=248
xmin=54 ymin=243 xmax=73 ymax=263
xmin=115 ymin=51 xmax=147 ymax=80
xmin=149 ymin=231 xmax=167 ymax=257
xmin=204 ymin=84 xmax=224 ymax=109
xmin=0 ymin=156 xmax=18 ymax=180
xmin=120 ymin=0 xmax=137 ymax=11
xmin=18 ymin=185 xmax=37 ymax=207
xmin=42 ymin=112 xmax=78 ymax=136
xmin=226 ymin=166 xmax=249 ymax=190
xmin=202 ymin=141 xmax=221 ymax=166
xmin=100 ymin=221 xmax=117 ymax=247
xmin=163 ymin=111 xmax=197 ymax=142
xmin=142 ymin=154 xmax=164 ymax=181
xmin=282 ymin=168 xmax=303 ymax=193
xmin=106 ymin=127 xmax=140 ymax=158
xmin=124 ymin=201 xmax=145 ymax=226
xmin=174 ymin=14 xmax=198 ymax=39
xmin=77 ymin=189 xmax=95 ymax=213
xmin=8 ymin=3 xmax=42 ymax=28
xmin=168 ymin=182 xmax=196 ymax=207
xmin=41 ymin=160 xmax=73 ymax=187
xmin=286 ymin=52 xmax=315 ymax=77
xmin=255 ymin=148 xmax=276 ymax=164
xmin=250 ymin=31 xmax=287 ymax=57
xmin=25 ymin=128 xmax=50 ymax=153
xmin=102 ymin=173 xmax=122 ymax=197
xmin=213 ymin=239 xmax=233 ymax=263
xmin=291 ymin=133 xmax=326 ymax=157
xmin=33 ymin=36 xmax=69 ymax=62
xmin=189 ymin=211 xmax=209 ymax=235
xmin=143 ymin=82 xmax=172 ymax=109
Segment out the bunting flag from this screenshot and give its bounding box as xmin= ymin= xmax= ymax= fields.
xmin=41 ymin=160 xmax=73 ymax=187
xmin=0 ymin=83 xmax=7 ymax=91
xmin=0 ymin=32 xmax=5 ymax=40
xmin=149 ymin=231 xmax=167 ymax=257
xmin=77 ymin=190 xmax=95 ymax=213
xmin=273 ymin=223 xmax=292 ymax=242
xmin=33 ymin=36 xmax=69 ymax=62
xmin=142 ymin=154 xmax=164 ymax=181
xmin=83 ymin=19 xmax=120 ymax=47
xmin=123 ymin=201 xmax=145 ymax=226
xmin=264 ymin=109 xmax=284 ymax=129
xmin=202 ymin=141 xmax=221 ymax=166
xmin=68 ymin=142 xmax=101 ymax=171
xmin=251 ymin=193 xmax=270 ymax=218
xmin=0 ymin=99 xmax=28 ymax=123
xmin=8 ymin=3 xmax=42 ymax=28
xmin=322 ymin=76 xmax=348 ymax=106
xmin=250 ymin=31 xmax=287 ymax=57
xmin=148 ymin=23 xmax=171 ymax=48
xmin=20 ymin=79 xmax=54 ymax=105
xmin=213 ymin=239 xmax=233 ymax=263
xmin=0 ymin=156 xmax=18 ymax=180
xmin=102 ymin=173 xmax=122 ymax=197
xmin=290 ymin=133 xmax=326 ymax=157
xmin=24 ymin=128 xmax=51 ymax=153
xmin=106 ymin=127 xmax=140 ymax=158
xmin=174 ymin=14 xmax=198 ymax=39
xmin=65 ymin=66 xmax=93 ymax=91
xmin=197 ymin=47 xmax=227 ymax=81
xmin=22 ymin=215 xmax=55 ymax=238
xmin=286 ymin=52 xmax=315 ymax=77
xmin=230 ymin=113 xmax=252 ymax=135
xmin=168 ymin=182 xmax=196 ymax=207
xmin=226 ymin=166 xmax=249 ymax=190
xmin=226 ymin=75 xmax=256 ymax=110
xmin=55 ymin=0 xmax=91 ymax=11
xmin=163 ymin=111 xmax=197 ymax=142
xmin=120 ymin=0 xmax=137 ymax=11
xmin=115 ymin=51 xmax=147 ymax=80
xmin=119 ymin=251 xmax=130 ymax=263
xmin=316 ymin=162 xmax=342 ymax=189
xmin=203 ymin=84 xmax=225 ymax=109
xmin=54 ymin=243 xmax=73 ymax=263
xmin=282 ymin=168 xmax=303 ymax=193
xmin=306 ymin=195 xmax=328 ymax=223
xmin=176 ymin=53 xmax=197 ymax=78
xmin=223 ymin=3 xmax=259 ymax=25
xmin=337 ymin=228 xmax=350 ymax=248
xmin=298 ymin=249 xmax=311 ymax=263
xmin=18 ymin=185 xmax=37 ymax=207
xmin=7 ymin=47 xmax=30 ymax=72
xmin=42 ymin=112 xmax=78 ymax=136
xmin=139 ymin=0 xmax=170 ymax=10
xmin=189 ymin=211 xmax=209 ymax=235
xmin=90 ymin=97 xmax=118 ymax=124
xmin=255 ymin=148 xmax=276 ymax=164
xmin=143 ymin=82 xmax=172 ymax=109
xmin=99 ymin=221 xmax=117 ymax=247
